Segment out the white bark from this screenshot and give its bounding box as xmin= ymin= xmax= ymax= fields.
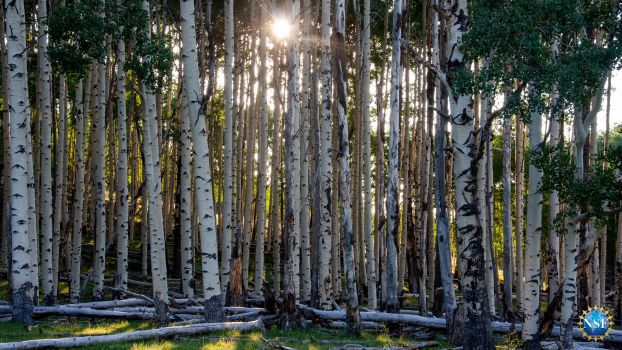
xmin=522 ymin=108 xmax=543 ymax=347
xmin=6 ymin=0 xmax=35 ymax=324
xmin=385 ymin=0 xmax=404 ymax=312
xmin=254 ymin=14 xmax=269 ymax=293
xmin=92 ymin=48 xmax=108 ymax=301
xmin=180 ymin=0 xmax=223 ymax=320
xmin=221 ymin=0 xmax=234 ymax=297
xmin=284 ymin=0 xmax=302 ymax=302
xmin=180 ymin=89 xmax=194 ymax=298
xmin=502 ymin=114 xmax=513 ymax=318
xmin=37 ymin=0 xmax=54 ymax=305
xmin=70 ymin=77 xmax=87 ymax=303
xmin=52 ymin=75 xmax=67 ymax=299
xmin=334 ymin=0 xmax=360 ymax=330
xmin=318 ymin=0 xmax=333 ymax=311
xmin=114 ymin=14 xmax=129 ymax=297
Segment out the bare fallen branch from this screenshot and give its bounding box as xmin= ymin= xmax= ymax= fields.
xmin=0 ymin=320 xmax=263 ymax=349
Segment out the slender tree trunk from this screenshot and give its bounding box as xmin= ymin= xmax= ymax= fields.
xmin=37 ymin=0 xmax=54 ymax=306
xmin=254 ymin=11 xmax=269 ymax=293
xmin=179 ymin=89 xmax=194 ymax=298
xmin=502 ymin=113 xmax=514 ymax=321
xmin=385 ymin=0 xmax=404 ymax=313
xmin=299 ymin=0 xmax=312 ymax=302
xmin=6 ymin=0 xmax=35 ymax=324
xmin=92 ymin=42 xmax=108 ymax=301
xmin=282 ymin=0 xmax=302 ymax=328
xmin=221 ymin=0 xmax=234 ymax=297
xmin=114 ymin=13 xmax=130 ymax=298
xmin=334 ymin=0 xmax=360 ymax=332
xmin=515 ymin=118 xmax=525 ymax=311
xmin=180 ymin=0 xmax=223 ymax=321
xmin=522 ymin=107 xmax=543 ymax=349
xmin=53 ymin=75 xmax=67 ymax=300
xmin=317 ymin=0 xmax=334 ymax=311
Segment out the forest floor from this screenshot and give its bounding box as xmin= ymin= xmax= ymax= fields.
xmin=0 ymin=318 xmax=454 ymax=349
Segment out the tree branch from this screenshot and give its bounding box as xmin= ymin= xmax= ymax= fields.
xmin=400 ymin=38 xmax=452 ymax=96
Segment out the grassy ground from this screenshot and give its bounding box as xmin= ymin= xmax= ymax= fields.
xmin=0 ymin=318 xmax=449 ymax=350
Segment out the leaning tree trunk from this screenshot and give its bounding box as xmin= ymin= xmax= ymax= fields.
xmin=445 ymin=1 xmax=492 ymax=348
xmin=37 ymin=0 xmax=54 ymax=306
xmin=6 ymin=0 xmax=35 ymax=325
xmin=180 ymin=0 xmax=223 ymax=321
xmin=317 ymin=0 xmax=334 ymax=311
xmin=114 ymin=16 xmax=130 ymax=299
xmin=385 ymin=0 xmax=404 ymax=313
xmin=334 ymin=0 xmax=361 ymax=332
xmin=522 ymin=108 xmax=543 ymax=349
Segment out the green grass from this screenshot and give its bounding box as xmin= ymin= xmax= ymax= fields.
xmin=0 ymin=318 xmax=448 ymax=350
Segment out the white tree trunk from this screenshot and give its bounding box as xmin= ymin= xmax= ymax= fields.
xmin=317 ymin=0 xmax=334 ymax=311
xmin=385 ymin=0 xmax=404 ymax=313
xmin=70 ymin=76 xmax=87 ymax=303
xmin=445 ymin=1 xmax=492 ymax=348
xmin=221 ymin=0 xmax=234 ymax=297
xmin=37 ymin=0 xmax=54 ymax=306
xmin=92 ymin=42 xmax=108 ymax=300
xmin=6 ymin=0 xmax=35 ymax=324
xmin=179 ymin=89 xmax=194 ymax=299
xmin=284 ymin=0 xmax=302 ymax=306
xmin=180 ymin=0 xmax=223 ymax=321
xmin=502 ymin=114 xmax=513 ymax=319
xmin=334 ymin=0 xmax=360 ymax=330
xmin=254 ymin=12 xmax=269 ymax=293
xmin=114 ymin=18 xmax=130 ymax=298
xmin=53 ymin=75 xmax=67 ymax=299
xmin=361 ymin=0 xmax=376 ymax=311
xmin=522 ymin=108 xmax=543 ymax=347
xmin=515 ymin=119 xmax=525 ymax=310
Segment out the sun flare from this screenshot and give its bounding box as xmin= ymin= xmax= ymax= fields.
xmin=272 ymin=18 xmax=291 ymax=39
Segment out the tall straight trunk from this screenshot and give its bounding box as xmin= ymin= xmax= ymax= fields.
xmin=180 ymin=0 xmax=223 ymax=321
xmin=283 ymin=0 xmax=302 ymax=323
xmin=37 ymin=0 xmax=54 ymax=306
xmin=114 ymin=17 xmax=130 ymax=298
xmin=53 ymin=75 xmax=67 ymax=299
xmin=478 ymin=95 xmax=496 ymax=316
xmin=270 ymin=50 xmax=283 ymax=296
xmin=546 ymin=88 xmax=561 ymax=300
xmin=334 ymin=0 xmax=360 ymax=331
xmin=70 ymin=76 xmax=88 ymax=303
xmin=589 ymin=119 xmax=600 ymax=306
xmin=0 ymin=2 xmax=9 ymax=269
xmin=221 ymin=0 xmax=234 ymax=296
xmin=179 ymin=89 xmax=194 ymax=298
xmin=317 ymin=0 xmax=333 ymax=311
xmin=385 ymin=0 xmax=404 ymax=313
xmin=399 ymin=62 xmax=410 ymax=293
xmin=515 ymin=118 xmax=525 ymax=311
xmin=6 ymin=0 xmax=35 ymax=324
xmin=445 ymin=1 xmax=492 ymax=348
xmin=522 ymin=107 xmax=543 ymax=348
xmin=254 ymin=15 xmax=269 ymax=293
xmin=502 ymin=113 xmax=514 ymax=321
xmin=299 ymin=0 xmax=312 ymax=302
xmin=92 ymin=46 xmax=108 ymax=301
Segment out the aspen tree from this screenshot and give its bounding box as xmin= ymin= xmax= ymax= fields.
xmin=180 ymin=0 xmax=223 ymax=321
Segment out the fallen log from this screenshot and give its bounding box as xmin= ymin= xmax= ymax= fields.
xmin=0 ymin=320 xmax=263 ymax=350
xmin=298 ymin=305 xmax=622 ymax=343
xmin=64 ymin=298 xmax=152 ymax=309
xmin=0 ymin=306 xmax=153 ymax=320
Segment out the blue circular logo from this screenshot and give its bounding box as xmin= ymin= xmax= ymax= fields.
xmin=580 ymin=307 xmax=613 ymax=341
